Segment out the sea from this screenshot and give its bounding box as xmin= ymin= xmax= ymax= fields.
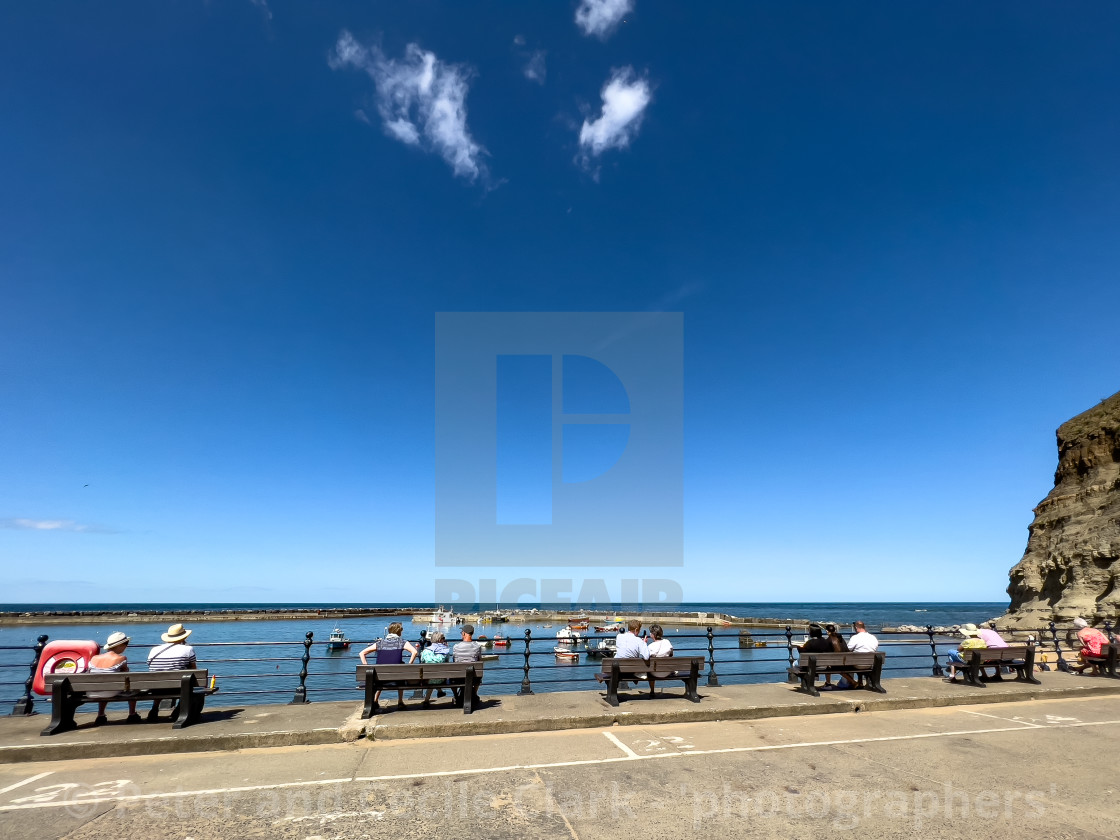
xmin=0 ymin=601 xmax=1007 ymax=709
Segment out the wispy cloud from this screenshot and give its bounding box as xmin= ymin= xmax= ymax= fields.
xmin=578 ymin=67 xmax=651 ymax=168
xmin=513 ymin=35 xmax=546 ymax=84
xmin=0 ymin=518 xmax=119 ymax=534
xmin=523 ymin=50 xmax=547 ymax=84
xmin=248 ymin=0 xmax=272 ymax=22
xmin=330 ymin=32 xmax=487 ymax=182
xmin=575 ymin=0 xmax=634 ymax=40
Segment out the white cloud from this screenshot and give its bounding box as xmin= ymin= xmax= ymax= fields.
xmin=0 ymin=518 xmax=117 ymax=534
xmin=329 ymin=32 xmax=486 ymax=181
xmin=523 ymin=50 xmax=547 ymax=84
xmin=578 ymin=67 xmax=651 ymax=164
xmin=575 ymin=0 xmax=634 ymax=40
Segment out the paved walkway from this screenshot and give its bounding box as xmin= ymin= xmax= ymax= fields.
xmin=2 ymin=694 xmax=1119 ymax=838
xmin=3 ymin=671 xmax=1118 ymax=763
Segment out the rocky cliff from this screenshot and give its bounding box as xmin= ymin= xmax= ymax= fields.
xmin=1002 ymin=391 xmax=1120 ymax=628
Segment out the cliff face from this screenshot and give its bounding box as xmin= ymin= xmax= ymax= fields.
xmin=1002 ymin=391 xmax=1120 ymax=628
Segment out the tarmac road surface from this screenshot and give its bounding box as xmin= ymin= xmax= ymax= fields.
xmin=2 ymin=695 xmax=1119 ymax=839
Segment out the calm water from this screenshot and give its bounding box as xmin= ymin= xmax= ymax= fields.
xmin=0 ymin=602 xmax=1008 ymax=707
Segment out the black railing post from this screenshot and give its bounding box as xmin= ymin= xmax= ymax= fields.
xmin=706 ymin=627 xmax=720 ymax=686
xmin=290 ymin=631 xmax=313 ymax=704
xmin=1105 ymin=620 xmax=1115 ymax=644
xmin=927 ymin=625 xmax=943 ymax=676
xmin=11 ymin=634 xmax=48 ymax=716
xmin=785 ymin=625 xmax=797 ymax=682
xmin=1049 ymin=621 xmax=1070 ymax=673
xmin=518 ymin=628 xmax=534 ymax=695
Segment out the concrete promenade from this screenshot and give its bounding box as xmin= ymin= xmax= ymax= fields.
xmin=2 ymin=671 xmax=1118 ymax=763
xmin=2 ymin=692 xmax=1120 ymax=838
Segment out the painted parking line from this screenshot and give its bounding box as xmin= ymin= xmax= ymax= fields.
xmin=601 ymin=731 xmax=639 ymax=758
xmin=0 ymin=772 xmax=53 ymax=796
xmin=4 ymin=718 xmax=1119 ymax=812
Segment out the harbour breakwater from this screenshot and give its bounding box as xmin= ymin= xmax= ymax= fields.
xmin=3 ymin=607 xmax=855 ymax=629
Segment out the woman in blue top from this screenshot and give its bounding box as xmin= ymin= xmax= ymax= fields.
xmin=420 ymin=631 xmax=451 ymax=707
xmin=358 ymin=622 xmax=418 ymax=709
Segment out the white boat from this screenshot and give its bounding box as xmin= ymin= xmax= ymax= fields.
xmin=553 ymin=647 xmax=580 ymax=661
xmin=556 ymin=627 xmax=583 ymax=644
xmin=413 ymin=606 xmax=457 ymax=625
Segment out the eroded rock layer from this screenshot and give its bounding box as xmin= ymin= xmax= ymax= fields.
xmin=1002 ymin=391 xmax=1120 ymax=628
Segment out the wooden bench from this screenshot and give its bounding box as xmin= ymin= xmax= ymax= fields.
xmin=42 ymin=670 xmax=216 ymax=735
xmin=954 ymin=645 xmax=1040 ymax=687
xmin=356 ymin=662 xmax=484 ymax=717
xmin=1077 ymin=643 xmax=1119 ymax=678
xmin=594 ymin=656 xmax=704 ymax=706
xmin=788 ymin=651 xmax=886 ymax=697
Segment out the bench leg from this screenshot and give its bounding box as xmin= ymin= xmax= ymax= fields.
xmin=40 ymin=680 xmax=78 ymax=736
xmin=605 ymin=663 xmax=620 ymax=707
xmin=686 ymin=661 xmax=701 ymax=703
xmin=963 ymin=656 xmax=985 ymax=688
xmin=868 ymin=654 xmax=887 ymax=693
xmin=463 ymin=667 xmax=476 ymax=714
xmin=362 ymin=676 xmax=380 ymax=719
xmin=1021 ymin=648 xmax=1042 ymax=684
xmin=173 ymin=692 xmax=206 ymax=730
xmin=802 ymin=659 xmax=820 ymax=697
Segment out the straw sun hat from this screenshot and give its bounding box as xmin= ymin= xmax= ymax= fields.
xmin=161 ymin=623 xmax=192 ymax=643
xmin=105 ymin=632 xmax=130 ymax=650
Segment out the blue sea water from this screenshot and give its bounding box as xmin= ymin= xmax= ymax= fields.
xmin=0 ymin=601 xmax=1008 ymax=708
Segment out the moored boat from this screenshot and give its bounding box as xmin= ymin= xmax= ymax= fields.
xmin=326 ymin=629 xmax=351 ymax=651
xmin=553 ymin=647 xmax=580 ymax=661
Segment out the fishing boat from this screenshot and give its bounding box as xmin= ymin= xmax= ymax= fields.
xmin=556 ymin=626 xmax=583 ymax=644
xmin=326 ymin=629 xmax=350 ymax=651
xmin=594 ymin=624 xmax=624 ymax=633
xmin=553 ymin=647 xmax=580 ymax=661
xmin=492 ymin=634 xmax=510 ymax=647
xmin=568 ymin=615 xmax=590 ymax=631
xmin=412 ymin=606 xmax=458 ymax=625
xmin=586 ymin=638 xmax=616 ymax=659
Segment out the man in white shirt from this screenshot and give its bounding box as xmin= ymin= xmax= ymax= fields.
xmin=847 ymin=621 xmax=878 ymax=653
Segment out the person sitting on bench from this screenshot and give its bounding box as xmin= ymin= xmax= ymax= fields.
xmin=359 ymin=622 xmax=418 ymax=709
xmin=451 ymin=625 xmax=482 ymax=706
xmin=88 ymin=632 xmax=139 ymax=724
xmin=945 ymin=624 xmax=986 ymax=681
xmin=420 ymin=631 xmax=450 ymax=707
xmin=147 ymin=623 xmax=198 ymax=719
xmin=1072 ymin=618 xmax=1110 ymax=675
xmin=642 ymin=624 xmax=673 ymax=695
xmin=616 ymin=619 xmax=649 ymax=659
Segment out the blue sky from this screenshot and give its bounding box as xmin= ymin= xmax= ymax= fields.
xmin=2 ymin=2 xmax=1119 ymax=605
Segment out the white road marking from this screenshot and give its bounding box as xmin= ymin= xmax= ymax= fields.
xmin=0 ymin=772 xmax=53 ymax=796
xmin=602 ymin=731 xmax=639 ymax=758
xmin=959 ymin=709 xmax=1044 ymax=727
xmin=3 ymin=718 xmax=1119 ymax=812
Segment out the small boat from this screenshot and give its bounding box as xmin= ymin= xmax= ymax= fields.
xmin=554 ymin=647 xmax=580 ymax=661
xmin=594 ymin=624 xmax=624 ymax=633
xmin=481 ymin=653 xmax=500 ymax=662
xmin=492 ymin=634 xmax=510 ymax=647
xmin=556 ymin=627 xmax=583 ymax=644
xmin=542 ymin=624 xmax=553 ymax=629
xmin=326 ymin=629 xmax=351 ymax=651
xmin=587 ymin=638 xmax=616 ymax=659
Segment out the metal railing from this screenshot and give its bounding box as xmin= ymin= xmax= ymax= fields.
xmin=5 ymin=620 xmax=1114 ymax=714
